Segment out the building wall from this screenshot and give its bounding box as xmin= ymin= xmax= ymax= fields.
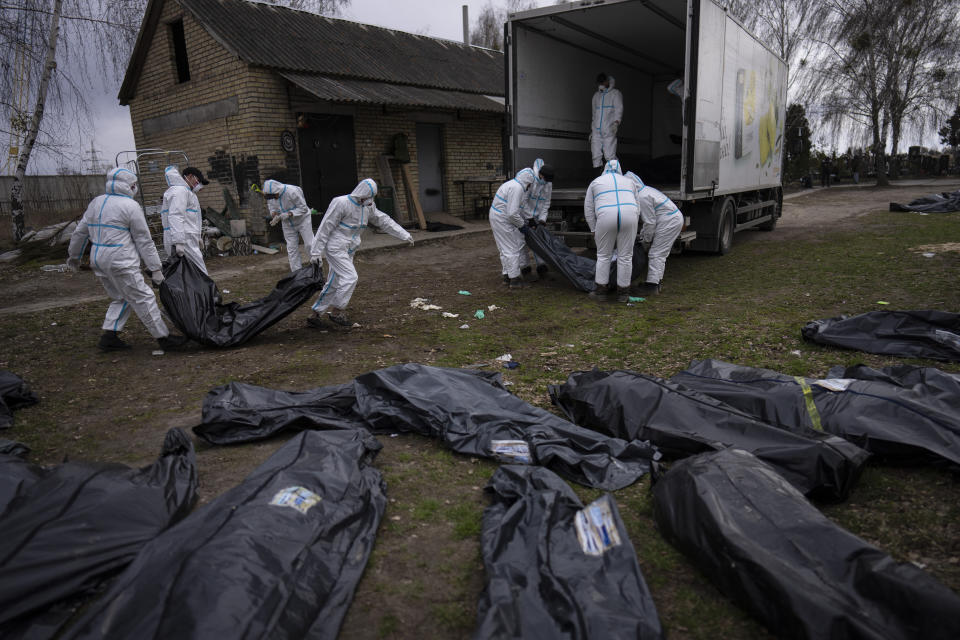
xmin=352 ymin=106 xmax=503 ymax=222
xmin=126 ymin=0 xmax=297 ymax=240
xmin=126 ymin=0 xmax=504 ymax=240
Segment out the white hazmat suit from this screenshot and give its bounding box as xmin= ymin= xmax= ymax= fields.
xmin=520 ymin=158 xmax=553 ymax=224
xmin=626 ymin=171 xmax=683 ymax=286
xmin=162 ymin=166 xmax=207 ymax=274
xmin=262 ymin=179 xmax=314 ymax=272
xmin=489 ymin=171 xmax=535 ymax=281
xmin=590 ymin=76 xmax=623 ymax=168
xmin=67 ymin=168 xmax=172 ymax=340
xmin=584 ymin=159 xmax=639 ymax=290
xmin=309 ymin=179 xmax=412 ymax=315
xmin=519 ymin=158 xmax=553 ymax=270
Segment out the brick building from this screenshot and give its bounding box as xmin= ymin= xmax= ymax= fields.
xmin=120 ymin=0 xmax=505 ymax=241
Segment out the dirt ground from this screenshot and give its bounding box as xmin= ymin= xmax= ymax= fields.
xmin=1 ymin=178 xmax=958 ymax=638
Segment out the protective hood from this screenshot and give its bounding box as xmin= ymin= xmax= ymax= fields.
xmin=514 ymin=170 xmax=535 ymax=190
xmin=349 ymin=179 xmax=378 ymax=205
xmin=603 ymin=159 xmax=623 ymax=176
xmin=105 ymin=167 xmax=138 ymax=197
xmin=164 ymin=165 xmax=188 ymax=189
xmin=625 ymin=171 xmax=644 ymax=188
xmin=261 ymin=179 xmax=285 ymax=196
xmin=533 ymin=158 xmax=545 ymax=181
xmin=605 ymin=76 xmax=616 ymax=91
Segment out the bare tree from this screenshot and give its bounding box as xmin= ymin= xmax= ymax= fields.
xmin=882 ymin=0 xmax=960 ymax=177
xmin=2 ymin=0 xmax=351 ymax=243
xmin=817 ymin=0 xmax=900 ymax=185
xmin=470 ymin=0 xmax=537 ymax=51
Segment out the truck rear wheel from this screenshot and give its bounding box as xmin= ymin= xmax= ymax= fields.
xmin=716 ymin=197 xmax=735 ymax=255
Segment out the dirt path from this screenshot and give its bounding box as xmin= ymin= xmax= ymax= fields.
xmin=776 ymin=179 xmax=960 ymax=239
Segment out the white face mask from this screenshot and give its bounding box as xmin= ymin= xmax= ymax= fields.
xmin=192 ymin=183 xmax=204 ymax=193
xmin=598 ymin=84 xmax=606 ymax=91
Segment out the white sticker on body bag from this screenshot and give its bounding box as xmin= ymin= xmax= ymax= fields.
xmin=575 ymin=496 xmax=622 ymax=556
xmin=813 ymin=378 xmax=855 ymax=392
xmin=490 ymin=439 xmax=532 ymax=464
xmin=270 ymin=486 xmax=322 ymax=515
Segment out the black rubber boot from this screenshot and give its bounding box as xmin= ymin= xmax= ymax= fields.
xmin=616 ymin=287 xmax=630 ymax=303
xmin=98 ymin=330 xmax=131 ymax=351
xmin=637 ymin=281 xmax=661 ymax=296
xmin=536 ymin=264 xmax=548 ymax=276
xmin=521 ymin=265 xmax=538 ymax=282
xmin=588 ymin=284 xmax=611 ymax=301
xmin=157 ymin=334 xmax=190 ymax=351
xmin=509 ymin=277 xmax=530 ymax=289
xmin=328 ymin=312 xmax=352 ymax=327
xmin=502 ymin=274 xmax=510 ymax=286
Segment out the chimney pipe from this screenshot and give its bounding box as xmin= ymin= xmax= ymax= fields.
xmin=463 ymin=5 xmax=470 ymax=45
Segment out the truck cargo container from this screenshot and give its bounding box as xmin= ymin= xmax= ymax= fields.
xmin=505 ymin=0 xmax=787 ymax=253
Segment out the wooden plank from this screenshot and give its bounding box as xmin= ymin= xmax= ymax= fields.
xmin=400 ymin=163 xmax=427 ymax=230
xmin=250 ymin=244 xmax=279 ymax=254
xmin=376 ymin=154 xmax=396 ymax=188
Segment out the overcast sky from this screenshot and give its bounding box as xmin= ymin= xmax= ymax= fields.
xmin=31 ymin=0 xmax=545 ymax=175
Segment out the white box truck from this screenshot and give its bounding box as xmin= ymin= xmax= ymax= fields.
xmin=505 ymin=0 xmax=787 ymax=253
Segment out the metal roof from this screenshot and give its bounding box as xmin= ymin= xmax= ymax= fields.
xmin=185 ymin=0 xmax=502 ymax=93
xmin=283 ymin=72 xmax=504 ymax=113
xmin=122 ymin=0 xmax=505 ymax=104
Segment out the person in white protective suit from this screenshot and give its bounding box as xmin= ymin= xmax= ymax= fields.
xmin=519 ymin=159 xmax=555 ymax=278
xmin=162 ymin=165 xmax=209 ymax=274
xmin=489 ymin=170 xmax=536 ymax=288
xmin=590 ymin=73 xmax=623 ymax=168
xmin=626 ymin=171 xmax=683 ymax=296
xmin=306 ymin=179 xmax=413 ymax=328
xmin=584 ymin=159 xmax=640 ymax=302
xmin=66 ymin=167 xmax=189 ymax=352
xmin=262 ymin=179 xmax=314 ymax=272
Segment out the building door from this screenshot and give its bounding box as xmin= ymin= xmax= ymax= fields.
xmin=297 ymin=114 xmax=357 ymax=213
xmin=416 ymin=123 xmax=444 ymax=212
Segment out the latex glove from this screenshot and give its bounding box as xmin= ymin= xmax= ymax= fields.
xmin=407 ymin=238 xmax=415 ymax=247
xmin=151 ymin=270 xmax=164 ymax=286
xmin=66 ymin=256 xmax=80 ymax=272
xmin=175 ymin=244 xmax=186 ymax=256
xmin=310 ymin=256 xmax=322 ymax=265
xmin=269 ymin=215 xmax=281 ymax=227
xmin=641 ymin=240 xmax=652 ymax=253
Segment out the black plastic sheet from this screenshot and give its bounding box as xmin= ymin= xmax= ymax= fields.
xmin=801 ymin=310 xmax=960 ymax=361
xmin=64 ymin=429 xmax=385 ymax=640
xmin=197 ymin=363 xmax=659 ymax=490
xmin=652 ymin=448 xmax=960 ymax=640
xmin=159 ymin=255 xmax=326 ymax=347
xmin=0 ymin=428 xmax=198 ymax=639
xmin=521 ymin=225 xmax=646 ymax=292
xmin=548 ymin=369 xmax=868 ymax=501
xmin=673 ymin=359 xmax=960 ymax=466
xmin=889 ymin=189 xmax=960 ymax=212
xmin=476 ymin=465 xmax=664 ymax=639
xmin=0 ymin=439 xmax=39 ymax=514
xmin=0 ymin=370 xmax=38 ymax=429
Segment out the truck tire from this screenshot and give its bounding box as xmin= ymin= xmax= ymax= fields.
xmin=759 ymin=187 xmax=782 ymax=231
xmin=716 ymin=197 xmax=735 ymax=255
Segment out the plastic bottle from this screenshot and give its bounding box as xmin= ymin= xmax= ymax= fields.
xmin=40 ymin=264 xmax=68 ymax=272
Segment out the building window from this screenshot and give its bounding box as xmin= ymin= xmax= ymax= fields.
xmin=170 ymin=19 xmax=190 ymax=83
